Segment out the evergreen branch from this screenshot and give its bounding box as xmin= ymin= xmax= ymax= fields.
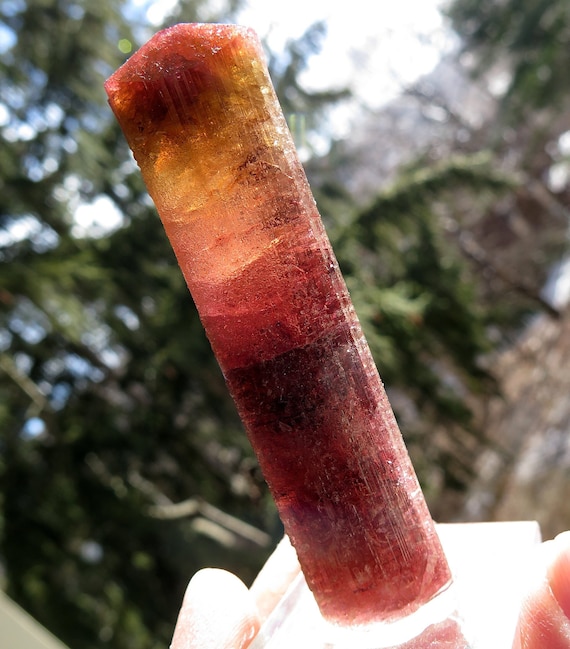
xmin=355 ymin=152 xmax=516 ymax=233
xmin=148 ymin=498 xmax=271 ymax=549
xmin=444 ymin=218 xmax=561 ymax=319
xmin=86 ymin=457 xmax=271 ymax=549
xmin=520 ymin=176 xmax=570 ymax=225
xmin=0 ymin=352 xmax=48 ymax=415
xmin=130 ymin=469 xmax=272 ymax=549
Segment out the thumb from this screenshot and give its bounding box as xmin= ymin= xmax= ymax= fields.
xmin=171 ymin=568 xmax=261 ymax=649
xmin=513 ymin=532 xmax=570 ymax=649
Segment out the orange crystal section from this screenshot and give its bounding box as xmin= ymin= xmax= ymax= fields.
xmin=105 ymin=23 xmax=452 ymax=625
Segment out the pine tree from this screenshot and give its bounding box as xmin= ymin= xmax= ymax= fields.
xmin=5 ymin=2 xmax=567 ymax=646
xmin=446 ymin=0 xmax=570 ymax=117
xmin=0 ymin=3 xmax=360 ymax=646
xmin=0 ymin=2 xmax=265 ymax=647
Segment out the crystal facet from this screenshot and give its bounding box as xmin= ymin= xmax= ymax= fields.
xmin=105 ymin=23 xmax=452 ymax=626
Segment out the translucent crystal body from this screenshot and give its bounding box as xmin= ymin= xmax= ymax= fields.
xmin=105 ymin=23 xmax=452 ymax=625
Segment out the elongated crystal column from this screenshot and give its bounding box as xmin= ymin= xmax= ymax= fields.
xmin=105 ymin=23 xmax=452 ymax=626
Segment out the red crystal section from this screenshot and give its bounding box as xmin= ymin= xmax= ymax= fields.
xmin=105 ymin=23 xmax=452 ymax=625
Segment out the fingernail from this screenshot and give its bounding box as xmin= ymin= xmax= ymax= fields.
xmin=547 ymin=532 xmax=570 ymax=620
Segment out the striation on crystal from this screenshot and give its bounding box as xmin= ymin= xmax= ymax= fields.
xmin=105 ymin=23 xmax=452 ymax=626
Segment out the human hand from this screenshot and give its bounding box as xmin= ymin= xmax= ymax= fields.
xmin=513 ymin=531 xmax=570 ymax=649
xmin=170 ymin=536 xmax=300 ymax=649
xmin=170 ymin=532 xmax=570 ymax=649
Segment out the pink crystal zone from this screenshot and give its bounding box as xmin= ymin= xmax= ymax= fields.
xmin=105 ymin=23 xmax=452 ymax=625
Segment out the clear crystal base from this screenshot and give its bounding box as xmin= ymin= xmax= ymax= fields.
xmin=250 ymin=522 xmax=541 ymax=649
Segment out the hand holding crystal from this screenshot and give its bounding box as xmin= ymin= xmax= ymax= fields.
xmin=170 ymin=532 xmax=570 ymax=649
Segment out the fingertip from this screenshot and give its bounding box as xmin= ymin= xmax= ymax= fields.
xmin=548 ymin=533 xmax=570 ymax=621
xmin=172 ymin=568 xmax=260 ymax=649
xmin=513 ymin=534 xmax=570 ymax=649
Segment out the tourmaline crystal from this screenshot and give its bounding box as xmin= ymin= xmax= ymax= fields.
xmin=105 ymin=23 xmax=452 ymax=625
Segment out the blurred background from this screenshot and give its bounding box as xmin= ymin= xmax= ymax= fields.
xmin=2 ymin=0 xmax=570 ymax=647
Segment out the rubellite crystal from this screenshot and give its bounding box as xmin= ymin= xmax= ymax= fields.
xmin=105 ymin=23 xmax=452 ymax=626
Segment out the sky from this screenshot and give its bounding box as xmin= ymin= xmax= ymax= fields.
xmin=140 ymin=0 xmax=454 ymax=115
xmin=236 ymin=0 xmax=453 ymax=111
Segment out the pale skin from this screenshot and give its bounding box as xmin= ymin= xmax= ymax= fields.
xmin=170 ymin=532 xmax=570 ymax=649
